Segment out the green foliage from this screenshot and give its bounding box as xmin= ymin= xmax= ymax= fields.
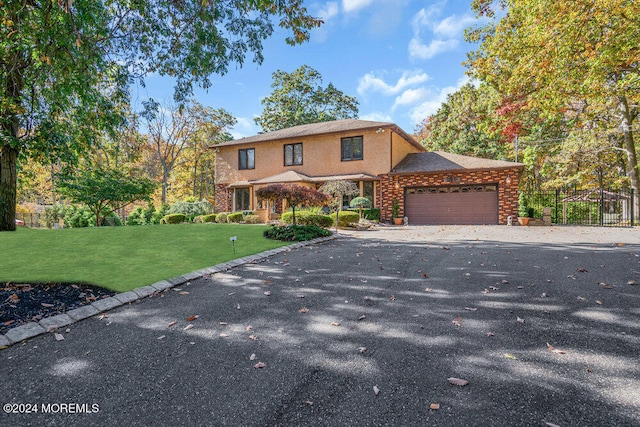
xmin=160 ymin=214 xmax=186 ymax=224
xmin=330 ymin=211 xmax=360 ymax=227
xmin=263 ymin=225 xmax=332 ymax=241
xmin=392 ymin=199 xmax=400 ymax=218
xmin=281 ymin=211 xmax=333 ymax=227
xmin=244 ymin=214 xmax=262 ymax=224
xmin=256 ymin=184 xmax=331 ymax=225
xmin=127 ymin=204 xmax=157 ymax=226
xmin=518 ymin=193 xmax=529 ymax=217
xmin=150 ymin=204 xmax=170 ymax=225
xmin=254 ymin=65 xmax=359 ymax=132
xmin=201 ymin=214 xmax=217 ymax=223
xmin=216 ymin=212 xmax=229 ymax=223
xmin=167 ymin=200 xmax=213 ymax=222
xmin=56 ymin=167 xmax=156 ymax=226
xmin=227 ymin=212 xmax=244 ymax=223
xmin=362 ymin=208 xmax=380 ymax=221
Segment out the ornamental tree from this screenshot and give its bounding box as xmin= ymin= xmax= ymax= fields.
xmin=56 ymin=167 xmax=156 ymax=227
xmin=0 ymin=1 xmax=322 ymax=231
xmin=256 ymin=184 xmax=330 ymax=225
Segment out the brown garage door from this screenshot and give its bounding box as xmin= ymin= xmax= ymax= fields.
xmin=405 ymin=185 xmax=498 ymax=225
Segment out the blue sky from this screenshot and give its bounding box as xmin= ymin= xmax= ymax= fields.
xmin=132 ymin=1 xmax=484 ymax=139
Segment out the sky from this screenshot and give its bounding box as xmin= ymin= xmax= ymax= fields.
xmin=132 ymin=0 xmax=485 ymax=140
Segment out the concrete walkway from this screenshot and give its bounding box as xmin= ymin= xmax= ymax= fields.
xmin=1 ymin=226 xmax=639 ymax=426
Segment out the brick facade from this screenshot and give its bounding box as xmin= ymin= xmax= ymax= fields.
xmin=214 ymin=184 xmax=232 ymax=213
xmin=379 ymin=167 xmax=522 ymax=225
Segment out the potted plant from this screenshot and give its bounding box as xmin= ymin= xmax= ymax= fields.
xmin=392 ymin=199 xmax=403 ymax=225
xmin=517 ymin=193 xmax=529 ymax=226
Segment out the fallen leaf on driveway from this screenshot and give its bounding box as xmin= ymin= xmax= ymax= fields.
xmin=517 ymin=317 xmax=525 ymax=323
xmin=596 ymin=300 xmax=603 ymax=305
xmin=179 ymin=291 xmax=189 ymax=295
xmin=358 ymin=315 xmax=366 ymax=321
xmin=452 ymin=317 xmax=462 ymax=327
xmin=183 ymin=324 xmax=193 ymax=330
xmin=298 ymin=307 xmax=309 ymax=313
xmin=264 ymin=291 xmax=271 ymax=296
xmin=157 ymin=335 xmax=165 ymax=340
xmin=429 ymin=403 xmax=440 ymax=410
xmin=54 ymin=333 xmax=64 ymax=341
xmin=576 ymin=268 xmax=588 ymax=273
xmin=254 ymin=362 xmax=266 ymax=369
xmin=167 ymin=320 xmax=177 ymax=327
xmin=305 ymin=401 xmax=313 ymax=406
xmin=245 ymin=325 xmax=253 ymax=331
xmin=464 ymin=307 xmax=477 ymax=311
xmin=250 ymin=353 xmax=256 ymax=361
xmin=248 ymin=335 xmax=258 ymax=341
xmin=628 ymin=280 xmax=638 ymax=286
xmin=541 ymin=293 xmax=548 ymax=298
xmin=331 ymin=322 xmax=341 ymax=327
xmin=486 ymin=332 xmax=494 ymax=337
xmin=359 ymin=347 xmax=367 ymax=353
xmin=186 ymin=315 xmax=199 ymax=322
xmin=390 ymin=295 xmax=396 ymax=301
xmin=447 ymin=377 xmax=469 ymax=386
xmin=504 ymin=353 xmax=517 ymax=360
xmin=546 ymin=343 xmax=567 ymax=354
xmin=220 ymin=333 xmax=229 ymax=337
xmin=373 ymin=385 xmax=380 ymax=396
xmin=41 ymin=303 xmax=54 ymax=308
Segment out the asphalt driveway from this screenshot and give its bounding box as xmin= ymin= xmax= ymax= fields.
xmin=1 ymin=226 xmax=639 ymax=426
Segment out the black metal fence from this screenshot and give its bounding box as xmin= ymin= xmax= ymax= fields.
xmin=522 ymin=188 xmax=637 ymax=226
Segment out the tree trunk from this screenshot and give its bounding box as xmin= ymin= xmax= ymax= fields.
xmin=618 ymin=96 xmax=640 ymax=219
xmin=0 ymin=145 xmax=18 ymax=231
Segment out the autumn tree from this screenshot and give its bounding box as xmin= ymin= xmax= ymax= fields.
xmin=256 ymin=184 xmax=330 ymax=225
xmin=318 ymin=180 xmax=359 ymax=230
xmin=466 ymin=0 xmax=640 ymax=212
xmin=0 ymin=1 xmax=322 ymax=231
xmin=254 ymin=65 xmax=359 ymax=132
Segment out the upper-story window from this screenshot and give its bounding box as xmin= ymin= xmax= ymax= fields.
xmin=341 ymin=136 xmax=363 ymax=161
xmin=284 ymin=143 xmax=303 ymax=166
xmin=238 ymin=148 xmax=255 ymax=170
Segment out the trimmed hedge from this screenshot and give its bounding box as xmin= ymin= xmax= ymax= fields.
xmin=281 ymin=211 xmax=333 ymax=227
xmin=227 ymin=212 xmax=244 ymax=223
xmin=201 ymin=214 xmax=217 ymax=223
xmin=263 ymin=225 xmax=332 ymax=241
xmin=330 ymin=211 xmax=360 ymax=227
xmin=244 ymin=214 xmax=262 ymax=224
xmin=160 ymin=213 xmax=186 ymax=224
xmin=215 ymin=212 xmax=229 ymax=223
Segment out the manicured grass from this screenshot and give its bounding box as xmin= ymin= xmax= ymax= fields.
xmin=0 ymin=224 xmax=288 ymax=293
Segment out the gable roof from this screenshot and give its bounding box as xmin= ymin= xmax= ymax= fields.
xmin=215 ymin=119 xmax=424 ymax=151
xmin=391 ymin=151 xmax=524 ymax=174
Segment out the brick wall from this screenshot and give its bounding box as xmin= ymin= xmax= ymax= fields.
xmin=214 ymin=184 xmax=232 ymax=213
xmin=379 ymin=167 xmax=522 ymax=225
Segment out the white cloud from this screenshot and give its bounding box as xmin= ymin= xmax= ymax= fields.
xmin=392 ymin=87 xmax=431 ymax=110
xmin=230 ymin=117 xmax=258 ymax=140
xmin=408 ymin=38 xmax=458 ymax=60
xmin=408 ymin=76 xmax=470 ymax=126
xmin=342 ymin=0 xmax=374 ymax=13
xmin=317 ymin=1 xmax=339 ymax=21
xmin=357 ymin=70 xmax=430 ymax=96
xmin=359 ymin=112 xmax=393 ymax=123
xmin=433 ymin=15 xmax=478 ymax=38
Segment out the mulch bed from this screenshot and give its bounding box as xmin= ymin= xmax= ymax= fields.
xmin=1 ymin=282 xmax=117 ymax=335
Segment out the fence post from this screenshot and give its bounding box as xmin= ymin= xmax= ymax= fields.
xmin=599 ymin=188 xmax=604 ymax=226
xmin=632 ymin=188 xmax=635 ymax=227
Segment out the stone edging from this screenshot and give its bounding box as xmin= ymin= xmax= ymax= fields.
xmin=0 ymin=235 xmax=337 ymax=350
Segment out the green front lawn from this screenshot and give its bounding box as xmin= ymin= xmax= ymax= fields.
xmin=0 ymin=224 xmax=288 ymax=293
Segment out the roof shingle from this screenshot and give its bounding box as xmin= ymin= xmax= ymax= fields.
xmin=392 ymin=151 xmax=524 ymax=174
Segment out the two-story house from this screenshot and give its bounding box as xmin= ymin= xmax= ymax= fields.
xmin=213 ymin=119 xmax=524 ymax=225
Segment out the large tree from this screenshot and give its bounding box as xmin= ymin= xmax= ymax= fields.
xmin=0 ymin=1 xmax=322 ymax=231
xmin=254 ymin=65 xmax=359 ymax=132
xmin=466 ymin=0 xmax=640 ymax=209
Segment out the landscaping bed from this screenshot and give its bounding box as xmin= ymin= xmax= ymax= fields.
xmin=1 ymin=282 xmax=117 ymax=334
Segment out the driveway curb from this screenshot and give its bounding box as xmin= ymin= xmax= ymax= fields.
xmin=0 ymin=235 xmax=337 ymax=349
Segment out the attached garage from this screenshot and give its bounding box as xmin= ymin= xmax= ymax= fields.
xmin=405 ymin=185 xmax=498 ymax=225
xmin=381 ymin=151 xmax=525 ymax=225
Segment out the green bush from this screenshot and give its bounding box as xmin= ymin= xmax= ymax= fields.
xmin=216 ymin=212 xmax=229 ymax=223
xmin=281 ymin=211 xmax=333 ymax=227
xmin=201 ymin=214 xmax=217 ymax=223
xmin=160 ymin=213 xmax=186 ymax=224
xmin=244 ymin=214 xmax=262 ymax=224
xmin=263 ymin=225 xmax=332 ymax=241
xmin=150 ymin=204 xmax=169 ymax=224
xmin=362 ymin=208 xmax=380 ymax=221
xmin=330 ymin=211 xmax=360 ymax=227
xmin=127 ymin=207 xmax=146 ymax=225
xmin=168 ymin=200 xmax=213 ymax=222
xmin=227 ymin=212 xmax=244 ymax=223
xmin=193 ymin=215 xmax=204 ymax=223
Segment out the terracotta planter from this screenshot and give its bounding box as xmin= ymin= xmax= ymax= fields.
xmin=517 ymin=217 xmax=529 ymax=226
xmin=393 ymin=218 xmax=403 ymax=225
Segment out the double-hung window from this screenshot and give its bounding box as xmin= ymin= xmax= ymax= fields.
xmin=284 ymin=143 xmax=303 ymax=166
xmin=341 ymin=136 xmax=363 ymax=161
xmin=238 ymin=148 xmax=255 ymax=170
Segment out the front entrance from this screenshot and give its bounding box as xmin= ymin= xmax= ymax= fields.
xmin=405 ymin=185 xmax=498 ymax=225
